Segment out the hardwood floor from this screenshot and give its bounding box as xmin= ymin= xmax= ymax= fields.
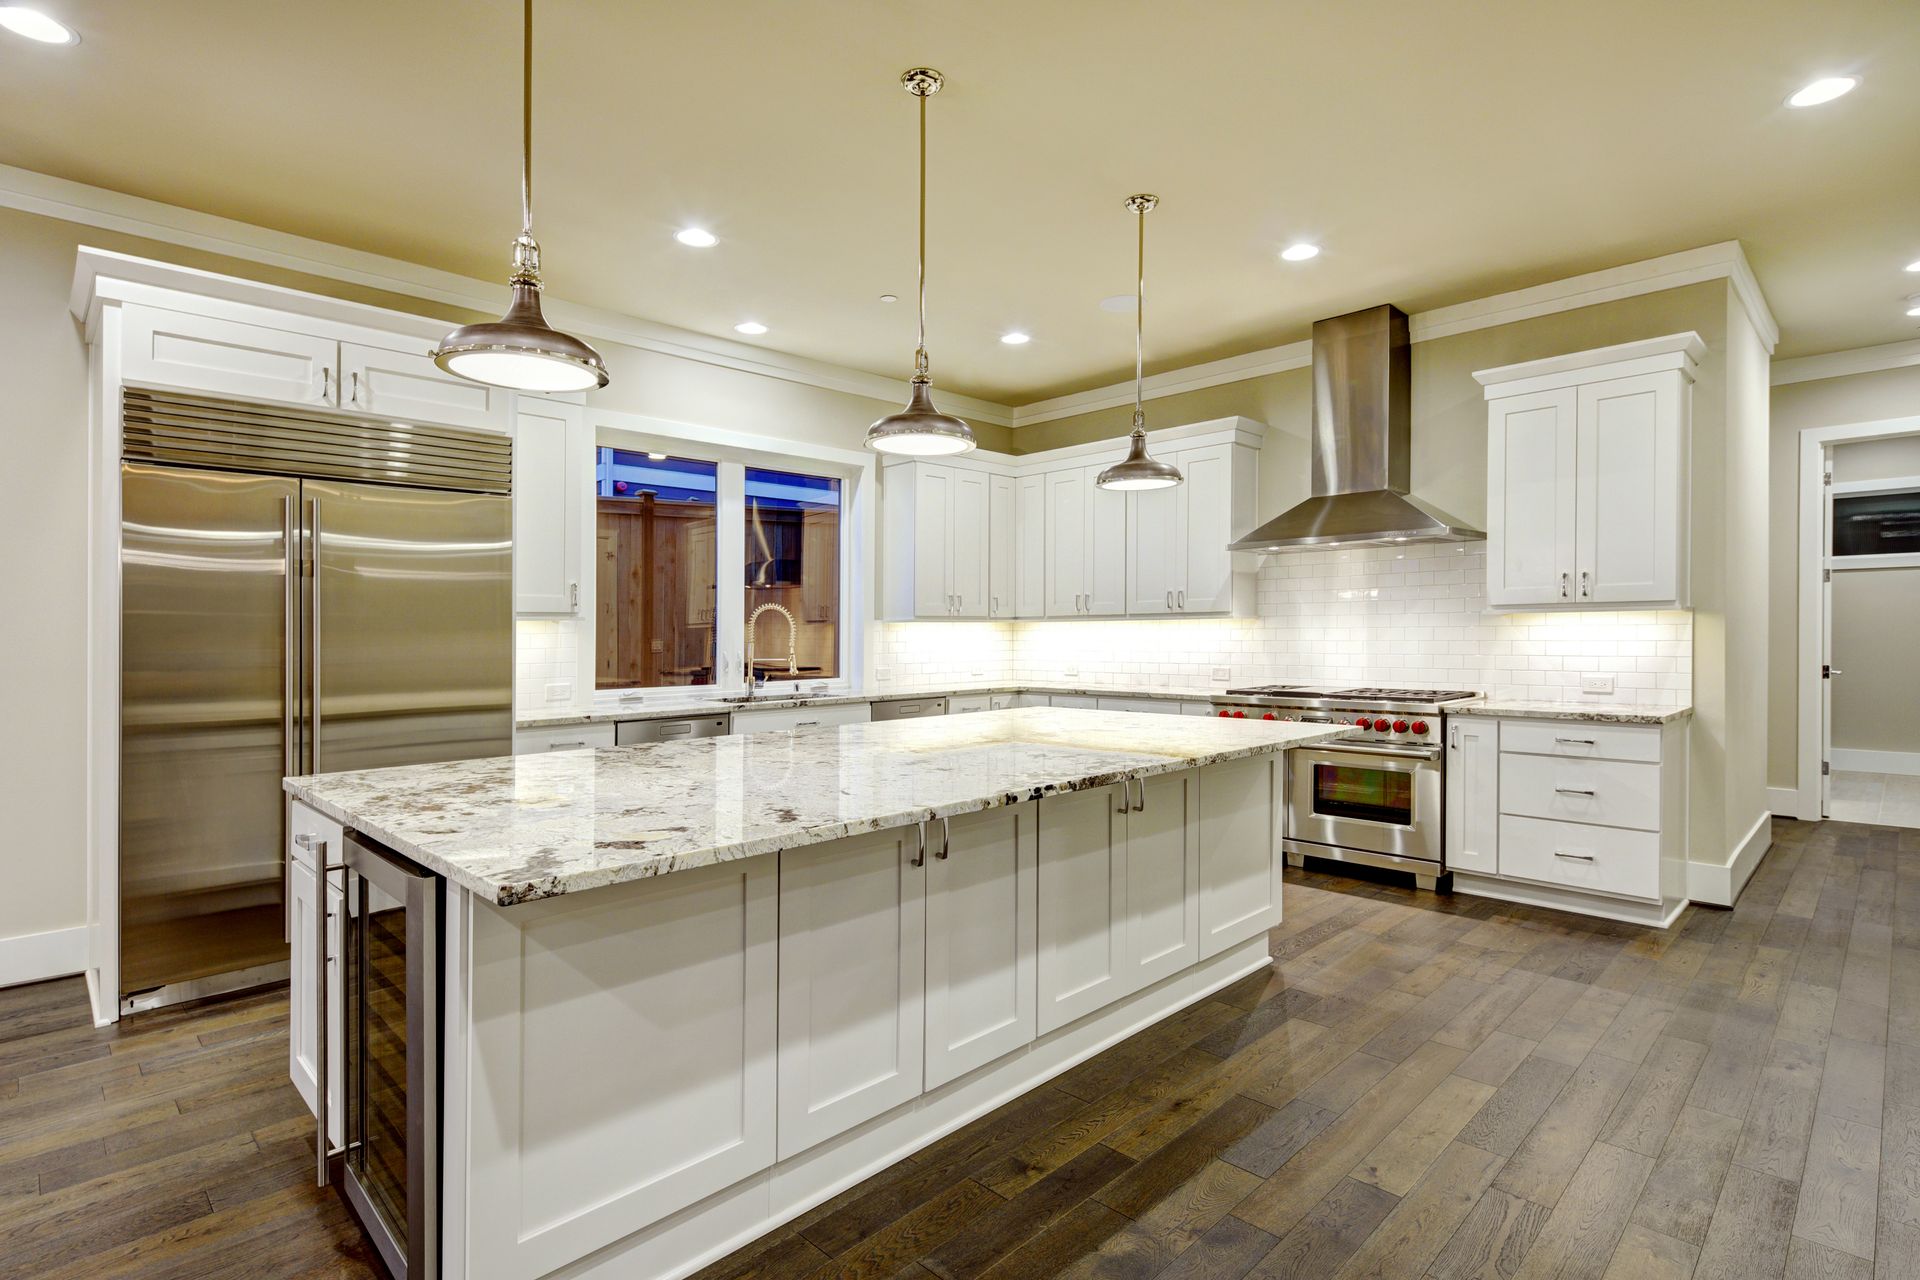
xmin=0 ymin=815 xmax=1913 ymax=1280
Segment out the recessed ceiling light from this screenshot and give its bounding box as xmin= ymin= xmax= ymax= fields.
xmin=1000 ymin=331 xmax=1031 ymax=345
xmin=674 ymin=227 xmax=718 ymax=248
xmin=1099 ymin=294 xmax=1137 ymax=314
xmin=1906 ymin=259 xmax=1920 ymax=273
xmin=879 ymin=294 xmax=899 ymax=303
xmin=1279 ymin=242 xmax=1321 ymax=262
xmin=1906 ymin=295 xmax=1920 ymax=317
xmin=1786 ymin=75 xmax=1859 ymax=108
xmin=0 ymin=7 xmax=78 ymax=43
xmin=733 ymin=321 xmax=768 ymax=335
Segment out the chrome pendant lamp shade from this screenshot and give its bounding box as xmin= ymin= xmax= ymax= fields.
xmin=1096 ymin=194 xmax=1182 ymax=491
xmin=432 ymin=0 xmax=609 ymax=393
xmin=866 ymin=68 xmax=975 ymax=456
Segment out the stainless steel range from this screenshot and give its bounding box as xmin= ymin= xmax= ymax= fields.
xmin=1211 ymin=684 xmax=1479 ymax=890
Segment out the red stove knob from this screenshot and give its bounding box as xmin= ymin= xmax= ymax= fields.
xmin=1218 ymin=710 xmax=1231 ymax=718
xmin=1263 ymin=713 xmax=1276 ymax=720
xmin=1233 ymin=710 xmax=1246 ymax=719
xmin=1352 ymin=716 xmax=1369 ymax=726
xmin=1392 ymin=719 xmax=1409 ymax=734
xmin=1372 ymin=717 xmax=1392 ymax=732
xmin=1410 ymin=720 xmax=1429 ymax=735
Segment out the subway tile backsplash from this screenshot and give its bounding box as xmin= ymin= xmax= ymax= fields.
xmin=523 ymin=545 xmax=1691 ymax=715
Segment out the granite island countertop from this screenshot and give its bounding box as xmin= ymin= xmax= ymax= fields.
xmin=286 ymin=707 xmax=1352 ymax=908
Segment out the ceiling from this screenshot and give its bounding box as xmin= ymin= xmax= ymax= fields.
xmin=2 ymin=0 xmax=1916 ymax=406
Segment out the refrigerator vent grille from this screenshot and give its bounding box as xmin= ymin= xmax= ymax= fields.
xmin=122 ymin=388 xmax=512 ymax=494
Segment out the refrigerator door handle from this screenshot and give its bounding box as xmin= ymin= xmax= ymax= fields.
xmin=283 ymin=496 xmax=298 ymax=781
xmin=308 ymin=495 xmax=323 ymax=776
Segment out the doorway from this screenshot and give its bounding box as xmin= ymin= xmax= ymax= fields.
xmin=1797 ymin=415 xmax=1920 ymax=825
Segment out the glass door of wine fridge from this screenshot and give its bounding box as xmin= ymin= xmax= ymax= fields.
xmin=332 ymin=830 xmax=441 ymax=1280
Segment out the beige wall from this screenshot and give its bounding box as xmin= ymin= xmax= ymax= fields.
xmin=1016 ymin=282 xmax=1775 ymax=870
xmin=1827 ymin=436 xmax=1920 ymax=757
xmin=0 ymin=203 xmax=1003 ymax=956
xmin=1767 ymin=363 xmax=1920 ymax=790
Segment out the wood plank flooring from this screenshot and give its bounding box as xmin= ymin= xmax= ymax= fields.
xmin=0 ymin=815 xmax=1913 ymax=1279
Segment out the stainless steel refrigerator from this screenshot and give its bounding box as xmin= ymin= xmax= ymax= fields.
xmin=118 ymin=388 xmax=512 ymax=1013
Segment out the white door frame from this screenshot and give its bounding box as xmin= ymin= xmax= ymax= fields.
xmin=1797 ymin=414 xmax=1920 ymax=820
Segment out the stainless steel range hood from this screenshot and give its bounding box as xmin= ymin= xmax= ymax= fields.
xmin=1229 ymin=304 xmax=1482 ymax=552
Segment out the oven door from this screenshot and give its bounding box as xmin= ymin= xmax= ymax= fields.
xmin=1287 ymin=743 xmax=1443 ymax=865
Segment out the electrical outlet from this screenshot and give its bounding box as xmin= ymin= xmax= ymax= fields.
xmin=875 ymin=665 xmax=891 ymax=684
xmin=971 ymin=666 xmax=985 ymax=677
xmin=545 ymin=680 xmax=571 ymax=704
xmin=1063 ymin=664 xmax=1079 ymax=677
xmin=1579 ymin=674 xmax=1616 ymax=695
xmin=1211 ymin=666 xmax=1232 ymax=685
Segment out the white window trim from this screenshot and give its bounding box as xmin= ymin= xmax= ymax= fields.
xmin=582 ymin=408 xmax=874 ymax=712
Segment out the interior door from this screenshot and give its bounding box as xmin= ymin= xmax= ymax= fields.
xmin=120 ymin=463 xmax=297 ymax=999
xmin=306 ymin=479 xmax=512 ymax=775
xmin=1821 ymin=452 xmax=1835 ymax=817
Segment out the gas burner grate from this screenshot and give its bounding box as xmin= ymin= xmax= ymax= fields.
xmin=1320 ymin=687 xmax=1477 ymax=702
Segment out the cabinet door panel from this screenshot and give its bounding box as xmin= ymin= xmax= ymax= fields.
xmin=1015 ymin=475 xmax=1047 ymax=618
xmin=286 ymin=857 xmax=343 ymax=1148
xmin=1577 ymin=374 xmax=1679 ymax=604
xmin=925 ymin=805 xmax=1036 ymax=1088
xmin=1197 ymin=756 xmax=1282 ymax=957
xmin=1178 ymin=443 xmax=1235 ymax=613
xmin=950 ymin=470 xmax=990 ymax=617
xmin=1085 ymin=466 xmax=1129 ymax=616
xmin=513 ymin=400 xmax=585 ymax=614
xmin=988 ymin=474 xmax=1017 ymax=619
xmin=1124 ymin=770 xmax=1200 ymax=990
xmin=1445 ymin=719 xmax=1499 ymax=876
xmin=339 ymin=342 xmax=507 ymax=432
xmin=778 ymin=828 xmax=926 ymax=1155
xmin=1045 ymin=469 xmax=1089 ymax=616
xmin=914 ymin=466 xmax=954 ymax=617
xmin=1126 ymin=484 xmax=1182 ymax=615
xmin=124 ymin=306 xmax=336 ymax=406
xmin=1037 ymin=785 xmax=1129 ymax=1034
xmin=1487 ymin=389 xmax=1577 ymax=607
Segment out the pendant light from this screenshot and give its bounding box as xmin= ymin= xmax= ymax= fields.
xmin=432 ymin=0 xmax=609 ymax=393
xmin=1096 ymin=195 xmax=1182 ymax=491
xmin=865 ymin=68 xmax=975 ymax=456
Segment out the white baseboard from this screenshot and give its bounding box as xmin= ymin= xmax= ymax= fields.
xmin=1686 ymin=810 xmax=1773 ymax=907
xmin=1830 ymin=748 xmax=1920 ymax=777
xmin=0 ymin=925 xmax=89 ymax=989
xmin=1768 ymin=787 xmax=1807 ymax=821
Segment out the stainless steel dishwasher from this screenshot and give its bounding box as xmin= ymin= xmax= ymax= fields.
xmin=869 ymin=696 xmax=948 ymax=721
xmin=615 ymin=714 xmax=733 ymax=745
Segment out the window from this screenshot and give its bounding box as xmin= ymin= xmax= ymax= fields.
xmin=592 ymin=440 xmax=852 ymax=697
xmin=1832 ymin=488 xmax=1920 ymax=558
xmin=595 ymin=449 xmax=718 ymax=690
xmin=745 ymin=468 xmax=842 ymax=683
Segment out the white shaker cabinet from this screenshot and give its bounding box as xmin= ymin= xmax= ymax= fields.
xmin=513 ymin=397 xmax=588 ymax=615
xmin=286 ymin=802 xmax=344 ymax=1148
xmin=1444 ymin=718 xmax=1500 ymax=876
xmin=123 ymin=305 xmax=340 ymax=408
xmin=988 ymin=474 xmax=1018 ymax=619
xmin=1121 ymin=770 xmax=1202 ymax=991
xmin=1036 ymin=784 xmax=1131 ymax=1033
xmin=1477 ymin=334 xmax=1700 ymax=610
xmin=338 ymin=341 xmax=510 ymax=433
xmin=1196 ymin=755 xmax=1284 ymax=957
xmin=1123 ymin=441 xmax=1254 ymax=616
xmin=1014 ymin=474 xmax=1047 ymax=618
xmin=882 ymin=461 xmax=993 ymax=618
xmin=1044 ymin=466 xmax=1126 ymax=617
xmin=776 ymin=825 xmax=926 ymax=1156
xmin=924 ymin=804 xmax=1037 ymax=1088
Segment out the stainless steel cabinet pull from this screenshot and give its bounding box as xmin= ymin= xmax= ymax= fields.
xmin=795 ymin=720 xmax=820 ymax=728
xmin=936 ymin=816 xmax=951 ymax=860
xmin=1132 ymin=777 xmax=1146 ymax=813
xmin=1166 ymin=591 xmax=1173 ymax=610
xmin=1176 ymin=590 xmax=1185 ymax=609
xmin=320 ymin=367 xmax=332 ymax=402
xmin=1559 ymin=572 xmax=1569 ymax=599
xmin=1554 ymin=851 xmax=1596 ymax=861
xmin=1554 ymin=787 xmax=1597 ymax=797
xmin=1580 ymin=570 xmax=1590 ymax=598
xmin=911 ymin=821 xmax=927 ymax=868
xmin=349 ymin=370 xmax=362 ymax=406
xmin=1555 ymin=737 xmax=1597 ymax=746
xmin=1115 ymin=782 xmax=1130 ymax=814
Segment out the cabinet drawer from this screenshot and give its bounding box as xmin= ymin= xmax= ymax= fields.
xmin=513 ymin=722 xmax=616 ymax=754
xmin=1499 ymin=753 xmax=1659 ymax=831
xmin=1497 ymin=815 xmax=1660 ymax=902
xmin=731 ymin=702 xmax=870 ymax=734
xmin=947 ymin=695 xmax=992 ymax=715
xmin=1500 ymin=719 xmax=1660 ymax=763
xmin=288 ymin=799 xmax=344 ymax=872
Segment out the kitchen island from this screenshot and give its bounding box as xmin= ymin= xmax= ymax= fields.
xmin=284 ymin=708 xmax=1350 ymax=1280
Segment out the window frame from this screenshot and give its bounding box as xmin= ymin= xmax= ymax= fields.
xmin=582 ymin=409 xmax=874 ymax=710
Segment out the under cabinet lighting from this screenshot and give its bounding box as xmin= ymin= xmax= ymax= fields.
xmin=1786 ymin=76 xmax=1858 ymax=107
xmin=0 ymin=7 xmax=77 ymax=43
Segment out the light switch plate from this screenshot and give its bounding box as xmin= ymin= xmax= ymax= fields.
xmin=1580 ymin=674 xmax=1616 ymax=695
xmin=545 ymin=680 xmax=571 ymax=703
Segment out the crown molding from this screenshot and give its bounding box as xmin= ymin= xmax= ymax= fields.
xmin=1771 ymin=336 xmax=1920 ymax=387
xmin=0 ymin=162 xmax=1016 ymax=426
xmin=1007 ymin=241 xmax=1779 ymax=428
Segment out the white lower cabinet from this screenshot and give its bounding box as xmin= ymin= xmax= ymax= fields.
xmin=1444 ymin=718 xmax=1500 ymax=875
xmin=731 ymin=701 xmax=870 ymax=734
xmin=1196 ymin=755 xmax=1284 ymax=957
xmin=947 ymin=694 xmax=993 ymax=715
xmin=287 ymin=802 xmax=344 ymax=1146
xmin=1121 ymin=770 xmax=1201 ymax=990
xmin=513 ymin=721 xmax=616 ymax=754
xmin=1036 ymin=784 xmax=1131 ymax=1035
xmin=924 ymin=804 xmax=1037 ymax=1088
xmin=776 ymin=826 xmax=926 ymax=1157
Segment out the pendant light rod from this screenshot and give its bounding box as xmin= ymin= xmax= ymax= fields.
xmin=905 ymin=68 xmax=941 ymax=382
xmin=1128 ymin=193 xmax=1155 ymax=431
xmin=521 ymin=0 xmax=533 ymax=236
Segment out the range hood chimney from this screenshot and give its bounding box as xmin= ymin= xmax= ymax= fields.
xmin=1229 ymin=304 xmax=1482 ymax=552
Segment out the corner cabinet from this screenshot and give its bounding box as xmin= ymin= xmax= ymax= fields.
xmin=513 ymin=396 xmax=589 ymax=615
xmin=880 ymin=459 xmax=993 ymax=619
xmin=1476 ymin=334 xmax=1701 ymax=610
xmin=1124 ymin=440 xmax=1258 ymax=616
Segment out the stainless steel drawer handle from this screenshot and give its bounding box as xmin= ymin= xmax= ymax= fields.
xmin=660 ymin=724 xmax=691 ymax=736
xmin=1554 ymin=787 xmax=1597 ymax=797
xmin=1554 ymin=851 xmax=1596 ymax=861
xmin=794 ymin=720 xmax=820 ymax=728
xmin=1555 ymin=737 xmax=1597 ymax=746
xmin=549 ymin=740 xmax=587 ymax=751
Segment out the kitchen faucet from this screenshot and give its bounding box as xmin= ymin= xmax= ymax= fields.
xmin=744 ymin=602 xmax=799 ymax=697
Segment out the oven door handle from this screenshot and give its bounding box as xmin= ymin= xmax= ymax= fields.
xmin=1311 ymin=742 xmax=1443 ymax=762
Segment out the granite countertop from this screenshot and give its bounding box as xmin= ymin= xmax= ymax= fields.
xmin=286 ymin=708 xmax=1350 ymax=908
xmin=1452 ymin=698 xmax=1692 ymax=725
xmin=515 ymin=683 xmax=1224 ymax=729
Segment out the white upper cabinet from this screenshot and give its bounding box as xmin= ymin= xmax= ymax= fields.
xmin=514 ymin=397 xmax=587 ymax=615
xmin=123 ymin=306 xmax=339 ymax=407
xmin=1014 ymin=474 xmax=1046 ymax=618
xmin=1044 ymin=465 xmax=1127 ymax=617
xmin=338 ymin=341 xmax=509 ymax=433
xmin=882 ymin=460 xmax=994 ymax=619
xmin=988 ymin=474 xmax=1017 ymax=620
xmin=1124 ymin=440 xmax=1255 ymax=616
xmin=1477 ymin=334 xmax=1700 ymax=610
